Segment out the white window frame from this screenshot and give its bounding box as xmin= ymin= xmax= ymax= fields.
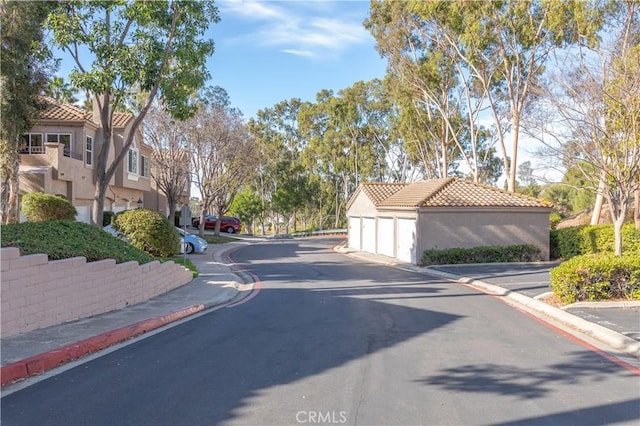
xmin=47 ymin=133 xmax=74 ymax=158
xmin=141 ymin=155 xmax=149 ymax=178
xmin=85 ymin=135 xmax=93 ymax=167
xmin=21 ymin=133 xmax=44 ymax=154
xmin=128 ymin=147 xmax=139 ymax=175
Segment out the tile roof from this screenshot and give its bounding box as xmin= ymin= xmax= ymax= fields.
xmin=377 ymin=177 xmax=551 ymax=209
xmin=38 ymin=96 xmax=133 ymax=127
xmin=38 ymin=97 xmax=90 ymax=121
xmin=360 ymin=182 xmax=408 ymax=206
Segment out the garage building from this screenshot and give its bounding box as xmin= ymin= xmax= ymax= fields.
xmin=346 ymin=178 xmax=552 ymax=265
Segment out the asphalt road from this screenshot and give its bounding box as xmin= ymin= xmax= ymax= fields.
xmin=2 ymin=238 xmax=639 ymax=425
xmin=431 ymin=263 xmax=640 ymax=342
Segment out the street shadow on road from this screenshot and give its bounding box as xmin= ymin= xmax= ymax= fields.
xmin=419 ymin=350 xmax=637 ymax=399
xmin=0 ymin=270 xmax=464 ymax=426
xmin=416 ymin=350 xmax=639 ymax=424
xmin=496 ymin=398 xmax=640 ymax=426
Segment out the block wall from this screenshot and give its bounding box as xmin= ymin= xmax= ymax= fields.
xmin=0 ymin=247 xmax=193 ymax=338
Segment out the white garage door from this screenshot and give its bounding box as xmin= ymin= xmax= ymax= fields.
xmin=396 ymin=218 xmax=416 ymax=264
xmin=377 ymin=217 xmax=394 ymax=258
xmin=348 ymin=216 xmax=361 ymax=250
xmin=75 ymin=206 xmax=91 ymax=224
xmin=362 ymin=217 xmax=376 ymax=253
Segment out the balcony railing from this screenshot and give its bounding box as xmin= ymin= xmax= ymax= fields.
xmin=63 ymin=147 xmax=83 ymax=160
xmin=20 ymin=146 xmax=46 ymax=154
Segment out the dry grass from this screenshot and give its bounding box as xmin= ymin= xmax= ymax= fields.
xmin=537 ymin=292 xmax=566 ymax=308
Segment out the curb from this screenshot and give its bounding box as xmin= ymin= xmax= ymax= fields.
xmin=0 ymin=284 xmax=241 ymax=388
xmin=424 ymin=268 xmax=640 ymax=359
xmin=334 ymin=243 xmax=640 ymax=358
xmin=0 ymin=304 xmax=206 ymax=387
xmin=0 ymin=244 xmax=249 ymax=388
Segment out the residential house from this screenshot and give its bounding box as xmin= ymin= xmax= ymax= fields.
xmin=18 ymin=97 xmax=174 ymax=223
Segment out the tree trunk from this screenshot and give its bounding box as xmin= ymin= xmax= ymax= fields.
xmin=635 ymin=188 xmax=640 ymax=230
xmin=92 ymin=180 xmax=108 ymax=227
xmin=507 ymin=118 xmax=520 ymax=192
xmin=591 ymin=172 xmax=606 ymax=225
xmin=167 ymin=199 xmax=177 ymax=222
xmin=198 ymin=206 xmax=206 ymax=237
xmin=1 ymin=146 xmax=21 ymax=224
xmin=8 ymin=164 xmax=20 ymax=223
xmin=613 ymin=215 xmax=625 ymax=256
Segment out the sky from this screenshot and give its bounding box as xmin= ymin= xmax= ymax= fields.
xmin=206 ymin=0 xmax=387 ymax=119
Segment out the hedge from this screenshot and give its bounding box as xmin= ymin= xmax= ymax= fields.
xmin=113 ymin=208 xmax=180 ymax=257
xmin=420 ymin=244 xmax=543 ymax=266
xmin=22 ymin=192 xmax=77 ymax=222
xmin=550 ymin=254 xmax=640 ymax=303
xmin=550 ymin=223 xmax=640 ymax=259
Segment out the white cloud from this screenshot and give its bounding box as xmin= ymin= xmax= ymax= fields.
xmin=220 ymin=0 xmax=284 ymax=20
xmin=219 ymin=0 xmax=371 ymax=59
xmin=281 ymin=49 xmax=315 ymax=58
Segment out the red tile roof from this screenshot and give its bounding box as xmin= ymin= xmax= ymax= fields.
xmin=38 ymin=96 xmax=133 ymax=127
xmin=38 ymin=97 xmax=90 ymax=121
xmin=377 ymin=178 xmax=551 ymax=208
xmin=361 ymin=182 xmax=408 ymax=206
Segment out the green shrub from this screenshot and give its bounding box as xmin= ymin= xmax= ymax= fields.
xmin=550 ymin=254 xmax=640 ymax=304
xmin=22 ymin=192 xmax=77 ymax=222
xmin=0 ymin=221 xmax=154 ymax=264
xmin=549 ymin=212 xmax=563 ymax=230
xmin=550 ymin=223 xmax=640 ymax=260
xmin=102 ymin=211 xmax=116 ymax=226
xmin=420 ymin=244 xmax=543 ymax=266
xmin=113 ymin=208 xmax=180 ymax=257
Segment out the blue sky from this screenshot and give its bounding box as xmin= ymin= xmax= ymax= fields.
xmin=208 ymin=0 xmax=387 ymax=119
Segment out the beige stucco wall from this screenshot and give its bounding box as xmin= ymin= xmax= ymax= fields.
xmin=0 ymin=247 xmax=193 ymax=338
xmin=417 ymin=208 xmax=551 ymax=260
xmin=346 ymin=192 xmax=377 ymax=217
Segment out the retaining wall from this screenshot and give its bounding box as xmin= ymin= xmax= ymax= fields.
xmin=0 ymin=247 xmax=193 ymax=338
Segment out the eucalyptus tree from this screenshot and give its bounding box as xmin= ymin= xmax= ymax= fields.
xmin=248 ymin=98 xmax=306 ymax=233
xmin=531 ymin=1 xmax=639 ymax=255
xmin=298 ymin=81 xmax=397 ymax=227
xmin=0 ymin=0 xmax=57 ymax=224
xmin=367 ymin=0 xmax=599 ymax=191
xmin=47 ymin=1 xmax=219 ymax=225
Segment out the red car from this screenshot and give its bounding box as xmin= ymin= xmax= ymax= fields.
xmin=192 ymin=215 xmax=241 ymax=233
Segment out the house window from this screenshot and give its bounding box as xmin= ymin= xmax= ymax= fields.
xmin=47 ymin=134 xmax=75 ymax=158
xmin=85 ymin=136 xmax=93 ymax=166
xmin=20 ymin=134 xmax=44 ymax=154
xmin=141 ymin=155 xmax=149 ymax=177
xmin=128 ymin=148 xmax=138 ymax=174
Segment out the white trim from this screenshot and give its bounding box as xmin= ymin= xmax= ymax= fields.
xmin=85 ymin=135 xmax=93 ymax=167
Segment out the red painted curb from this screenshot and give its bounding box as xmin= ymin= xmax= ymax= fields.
xmin=1 ymin=304 xmax=205 ymax=387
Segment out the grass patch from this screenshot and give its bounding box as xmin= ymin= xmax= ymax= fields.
xmin=162 ymin=257 xmax=198 ymax=278
xmin=202 ymin=235 xmax=239 ymax=244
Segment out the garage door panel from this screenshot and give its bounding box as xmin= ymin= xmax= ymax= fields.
xmin=362 ymin=218 xmax=376 ymax=253
xmin=396 ymin=218 xmax=416 ymax=264
xmin=377 ymin=217 xmax=394 ymax=257
xmin=75 ymin=206 xmax=91 ymax=224
xmin=348 ymin=217 xmax=361 ymax=250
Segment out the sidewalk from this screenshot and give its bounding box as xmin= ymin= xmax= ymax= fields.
xmin=1 ymin=241 xmax=252 ymax=387
xmin=3 ymin=238 xmax=638 ymax=388
xmin=334 ymin=244 xmax=640 ymax=362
